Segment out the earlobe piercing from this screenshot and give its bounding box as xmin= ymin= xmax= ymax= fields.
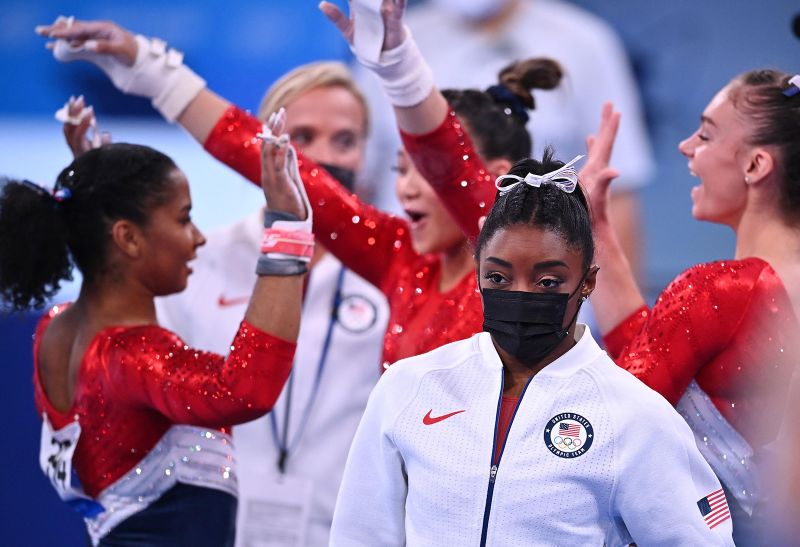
xmin=744 ymin=176 xmax=752 ymax=185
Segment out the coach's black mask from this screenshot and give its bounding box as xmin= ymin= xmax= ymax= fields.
xmin=319 ymin=163 xmax=356 ymax=193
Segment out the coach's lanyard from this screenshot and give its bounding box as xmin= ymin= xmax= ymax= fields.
xmin=271 ymin=266 xmax=346 ymax=473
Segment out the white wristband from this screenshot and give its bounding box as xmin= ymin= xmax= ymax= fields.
xmin=53 ymin=34 xmax=206 ymax=122
xmin=352 ymin=27 xmax=434 ymax=108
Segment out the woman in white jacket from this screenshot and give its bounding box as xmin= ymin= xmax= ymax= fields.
xmin=331 ymin=148 xmax=734 ymax=546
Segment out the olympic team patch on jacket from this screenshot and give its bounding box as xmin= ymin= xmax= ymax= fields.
xmin=544 ymin=413 xmax=594 ymax=458
xmin=337 ymin=294 xmax=378 ymax=333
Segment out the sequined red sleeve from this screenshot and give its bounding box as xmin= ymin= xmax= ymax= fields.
xmin=203 ymin=105 xmax=418 ymax=293
xmin=603 ymin=258 xmax=792 ymax=406
xmin=603 ymin=306 xmax=649 ymax=360
xmin=102 ymin=320 xmax=294 ymax=428
xmin=400 ymin=110 xmax=496 ymax=243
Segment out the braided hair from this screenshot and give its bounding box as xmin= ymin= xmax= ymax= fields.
xmin=477 ymin=148 xmax=594 ymax=271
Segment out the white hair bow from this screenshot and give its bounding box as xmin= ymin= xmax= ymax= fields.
xmin=494 ymin=154 xmax=584 ymax=194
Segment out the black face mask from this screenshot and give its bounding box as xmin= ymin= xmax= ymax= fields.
xmin=318 ymin=163 xmax=357 ymax=193
xmin=481 ymin=276 xmax=586 ymax=366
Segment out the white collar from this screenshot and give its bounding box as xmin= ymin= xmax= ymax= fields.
xmin=477 ymin=324 xmax=603 ymax=378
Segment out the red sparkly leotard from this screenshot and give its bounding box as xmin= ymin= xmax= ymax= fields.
xmin=33 ymin=304 xmax=294 ymax=504
xmin=603 ymin=258 xmax=798 ymax=512
xmin=204 ymin=106 xmax=496 ymax=368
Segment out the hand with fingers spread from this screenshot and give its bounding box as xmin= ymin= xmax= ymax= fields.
xmin=319 ymin=0 xmax=407 ymax=52
xmin=579 ymin=102 xmax=621 ymax=225
xmin=36 ymin=16 xmax=138 ymax=66
xmin=320 ymin=0 xmax=433 ymax=108
xmin=57 ymin=95 xmax=112 ymax=158
xmin=34 ymin=16 xmax=205 ymax=122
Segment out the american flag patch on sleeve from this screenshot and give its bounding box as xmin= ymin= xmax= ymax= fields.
xmin=696 ymin=488 xmax=730 ymax=529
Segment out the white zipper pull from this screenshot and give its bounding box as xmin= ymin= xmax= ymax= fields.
xmin=489 ymin=465 xmax=498 ymax=483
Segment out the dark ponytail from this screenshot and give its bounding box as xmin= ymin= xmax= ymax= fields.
xmin=0 ymin=179 xmax=72 ymax=310
xmin=476 ymin=148 xmax=594 ymax=271
xmin=443 ymin=57 xmax=563 ymax=162
xmin=0 ymin=143 xmax=177 ymax=311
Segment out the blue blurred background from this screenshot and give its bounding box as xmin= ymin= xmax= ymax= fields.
xmin=1 ymin=1 xmax=797 ymax=545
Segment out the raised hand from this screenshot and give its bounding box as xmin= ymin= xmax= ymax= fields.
xmin=319 ymin=0 xmax=407 ymax=52
xmin=259 ymin=109 xmax=309 ymax=221
xmin=35 ymin=16 xmax=205 ymax=122
xmin=57 ymin=95 xmax=112 ymax=158
xmin=36 ymin=16 xmax=138 ymax=66
xmin=580 ymin=102 xmax=621 ymax=225
xmin=321 ymin=0 xmax=432 ymax=110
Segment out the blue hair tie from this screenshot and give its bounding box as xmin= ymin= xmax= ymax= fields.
xmin=52 ymin=187 xmax=72 ymax=202
xmin=486 ymin=84 xmax=530 ymax=124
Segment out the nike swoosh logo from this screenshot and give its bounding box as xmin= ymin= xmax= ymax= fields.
xmin=423 ymin=409 xmax=465 ymax=425
xmin=217 ymin=295 xmax=250 ymax=308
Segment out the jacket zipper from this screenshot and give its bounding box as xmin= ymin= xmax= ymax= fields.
xmin=479 ymin=374 xmax=534 ymax=546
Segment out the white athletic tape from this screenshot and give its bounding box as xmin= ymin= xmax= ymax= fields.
xmin=352 ymin=0 xmax=385 ymax=64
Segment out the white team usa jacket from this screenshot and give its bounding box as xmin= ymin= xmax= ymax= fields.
xmin=330 ymin=326 xmax=734 ymax=546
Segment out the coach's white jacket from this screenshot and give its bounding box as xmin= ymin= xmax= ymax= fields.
xmin=157 ymin=209 xmax=389 ymax=546
xmin=330 ymin=326 xmax=734 ymax=546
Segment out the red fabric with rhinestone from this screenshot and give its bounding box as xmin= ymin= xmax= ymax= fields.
xmin=400 ymin=110 xmax=496 ymax=243
xmin=204 ymin=106 xmax=489 ymax=368
xmin=33 ymin=305 xmax=295 ymax=497
xmin=604 ymin=258 xmax=799 ymax=447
